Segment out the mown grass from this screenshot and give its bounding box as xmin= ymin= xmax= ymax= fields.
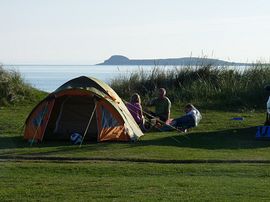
xmin=1 ymin=162 xmax=270 ymax=201
xmin=111 ymin=63 xmax=270 ymax=110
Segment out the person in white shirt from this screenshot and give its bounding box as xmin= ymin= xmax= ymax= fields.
xmin=161 ymin=103 xmax=201 ymax=132
xmin=171 ymin=103 xmax=201 ymax=130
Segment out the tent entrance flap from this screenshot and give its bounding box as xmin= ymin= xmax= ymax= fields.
xmin=44 ymin=95 xmax=98 ymax=141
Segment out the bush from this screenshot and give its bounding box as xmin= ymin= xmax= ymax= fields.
xmin=0 ymin=66 xmax=39 ymax=105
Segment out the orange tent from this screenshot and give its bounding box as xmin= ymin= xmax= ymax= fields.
xmin=24 ymin=76 xmax=144 ymax=142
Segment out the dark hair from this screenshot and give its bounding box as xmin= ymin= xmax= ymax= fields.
xmin=185 ymin=103 xmax=195 ymax=109
xmin=130 ymin=93 xmax=141 ymax=104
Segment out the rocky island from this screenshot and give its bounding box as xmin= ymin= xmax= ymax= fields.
xmin=97 ymin=55 xmax=248 ymax=66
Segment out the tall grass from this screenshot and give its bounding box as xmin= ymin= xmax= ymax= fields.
xmin=0 ymin=65 xmax=40 ymax=105
xmin=111 ymin=63 xmax=270 ymax=110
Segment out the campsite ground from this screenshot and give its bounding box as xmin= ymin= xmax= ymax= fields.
xmin=1 ymin=103 xmax=270 ymax=201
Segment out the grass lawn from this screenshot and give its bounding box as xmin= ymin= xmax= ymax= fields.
xmin=1 ymin=103 xmax=270 ymax=201
xmin=1 ymin=162 xmax=270 ymax=201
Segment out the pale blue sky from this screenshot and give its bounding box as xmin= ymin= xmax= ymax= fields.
xmin=0 ymin=0 xmax=270 ymax=64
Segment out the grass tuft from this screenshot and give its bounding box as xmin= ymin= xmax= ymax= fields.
xmin=111 ymin=63 xmax=270 ymax=110
xmin=0 ymin=65 xmax=46 ymax=106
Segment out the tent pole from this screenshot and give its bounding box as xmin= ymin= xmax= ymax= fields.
xmin=80 ymin=101 xmax=97 ymax=147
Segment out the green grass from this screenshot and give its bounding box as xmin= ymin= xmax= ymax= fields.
xmin=1 ymin=162 xmax=270 ymax=201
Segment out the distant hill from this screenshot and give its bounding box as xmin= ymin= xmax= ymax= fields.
xmin=97 ymin=55 xmax=249 ymax=66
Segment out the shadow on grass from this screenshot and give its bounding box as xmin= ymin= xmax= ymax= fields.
xmin=0 ymin=136 xmax=119 ymax=156
xmin=0 ymin=136 xmax=27 ymax=149
xmin=137 ymin=126 xmax=270 ymax=149
xmin=1 ymin=127 xmax=270 ymax=154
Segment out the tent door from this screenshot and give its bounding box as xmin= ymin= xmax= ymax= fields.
xmin=44 ymin=95 xmax=98 ymax=141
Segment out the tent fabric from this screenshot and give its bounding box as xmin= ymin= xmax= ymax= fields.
xmin=24 ymin=99 xmax=55 ymax=142
xmin=24 ymin=76 xmax=144 ymax=142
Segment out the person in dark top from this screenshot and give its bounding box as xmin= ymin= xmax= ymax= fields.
xmin=147 ymin=88 xmax=171 ymax=122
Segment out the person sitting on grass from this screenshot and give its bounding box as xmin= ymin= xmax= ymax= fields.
xmin=161 ymin=103 xmax=202 ymax=132
xmin=126 ymin=93 xmax=145 ymax=129
xmin=147 ymin=88 xmax=171 ymax=123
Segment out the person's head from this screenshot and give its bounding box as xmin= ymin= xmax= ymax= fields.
xmin=130 ymin=93 xmax=141 ymax=104
xmin=158 ymin=88 xmax=166 ymax=98
xmin=184 ymin=103 xmax=195 ymax=113
xmin=265 ymin=85 xmax=270 ymax=92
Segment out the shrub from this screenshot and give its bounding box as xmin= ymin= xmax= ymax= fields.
xmin=0 ymin=66 xmax=37 ymax=105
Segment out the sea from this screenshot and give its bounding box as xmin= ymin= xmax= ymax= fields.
xmin=2 ymin=65 xmax=176 ymax=93
xmin=3 ymin=65 xmax=246 ymax=93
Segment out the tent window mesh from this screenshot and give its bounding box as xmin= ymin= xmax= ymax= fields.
xmin=101 ymin=106 xmax=119 ymax=128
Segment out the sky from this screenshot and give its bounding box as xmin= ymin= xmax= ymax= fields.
xmin=0 ymin=0 xmax=270 ymax=64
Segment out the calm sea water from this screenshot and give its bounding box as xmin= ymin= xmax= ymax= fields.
xmin=3 ymin=65 xmax=174 ymax=93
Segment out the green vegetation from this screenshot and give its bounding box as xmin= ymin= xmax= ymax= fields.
xmin=1 ymin=65 xmax=270 ymax=201
xmin=111 ymin=64 xmax=270 ymax=109
xmin=0 ymin=66 xmax=46 ymax=106
xmin=1 ymin=162 xmax=270 ymax=201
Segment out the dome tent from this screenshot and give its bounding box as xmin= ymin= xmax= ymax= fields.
xmin=24 ymin=76 xmax=144 ymax=143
